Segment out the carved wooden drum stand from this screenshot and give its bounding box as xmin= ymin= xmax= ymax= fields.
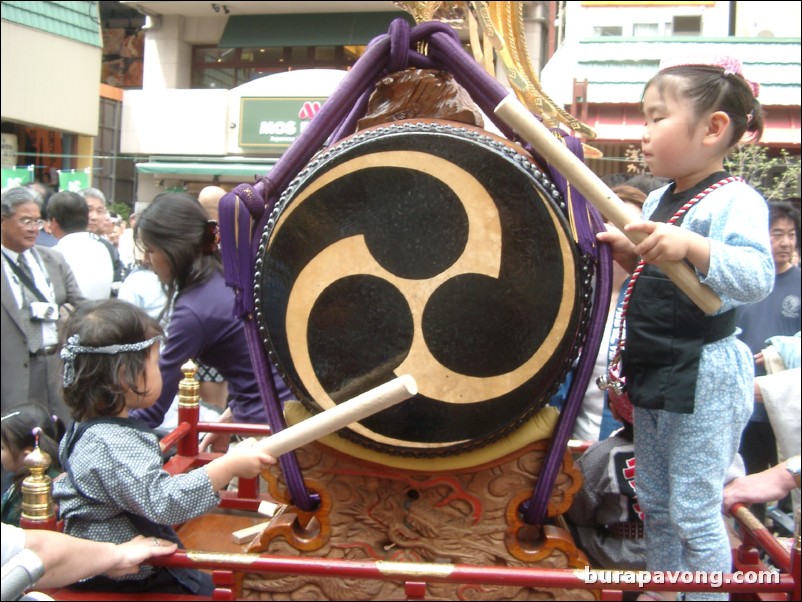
xmin=242 ymin=120 xmax=595 ymax=600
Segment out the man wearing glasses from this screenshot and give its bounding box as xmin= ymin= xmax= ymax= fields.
xmin=1 ymin=186 xmax=86 ymax=431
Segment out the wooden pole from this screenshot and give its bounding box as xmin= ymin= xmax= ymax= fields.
xmin=254 ymin=375 xmax=417 ymax=457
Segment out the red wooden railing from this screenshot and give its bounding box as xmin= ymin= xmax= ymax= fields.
xmin=24 ymin=375 xmax=800 ymax=601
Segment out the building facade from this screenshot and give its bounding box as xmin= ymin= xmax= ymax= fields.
xmin=541 ymin=1 xmax=801 ymax=179
xmin=1 ymin=1 xmax=103 ymax=190
xmin=4 ymin=2 xmax=799 ymax=203
xmin=118 ymin=1 xmax=414 ymax=201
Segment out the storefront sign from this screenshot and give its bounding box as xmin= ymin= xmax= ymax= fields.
xmin=1 ymin=133 xmax=18 ymax=167
xmin=239 ymin=97 xmax=325 ymax=150
xmin=58 ymin=168 xmax=90 ymax=192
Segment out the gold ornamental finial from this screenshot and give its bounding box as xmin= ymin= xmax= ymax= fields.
xmin=470 ymin=1 xmax=597 ymax=143
xmin=394 ymin=1 xmax=442 ymax=23
xmin=394 ymin=2 xmax=467 ymax=25
xmin=21 ymin=428 xmax=55 ymax=521
xmin=394 ymin=1 xmax=599 ymax=151
xmin=178 ymin=359 xmax=200 ymax=408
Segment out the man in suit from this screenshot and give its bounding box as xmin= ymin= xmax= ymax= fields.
xmin=1 ymin=186 xmax=86 ymax=427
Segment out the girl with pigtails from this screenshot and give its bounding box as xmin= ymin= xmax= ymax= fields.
xmin=598 ymin=57 xmax=774 ymax=601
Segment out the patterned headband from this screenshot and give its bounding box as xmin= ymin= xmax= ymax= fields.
xmin=61 ymin=333 xmax=163 ymax=388
xmin=658 ymin=55 xmax=760 ymax=98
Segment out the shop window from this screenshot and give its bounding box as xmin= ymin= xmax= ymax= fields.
xmin=593 ymin=25 xmax=623 ymax=37
xmin=289 ymin=46 xmax=313 ymax=68
xmin=672 ymin=15 xmax=702 ymax=36
xmin=633 ymin=23 xmax=659 ymax=37
xmin=242 ymin=47 xmax=284 ymax=65
xmin=191 ymin=45 xmax=365 ymax=89
xmin=192 ymin=67 xmax=237 ymax=89
xmin=194 ymin=47 xmax=236 ymax=64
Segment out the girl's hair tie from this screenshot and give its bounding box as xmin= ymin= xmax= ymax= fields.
xmin=657 ymin=54 xmax=759 ymax=98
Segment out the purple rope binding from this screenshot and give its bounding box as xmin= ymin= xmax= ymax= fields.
xmin=219 ymin=184 xmax=318 ymax=510
xmin=218 ymin=17 xmax=611 ymax=520
xmin=524 ymin=132 xmax=611 ymax=523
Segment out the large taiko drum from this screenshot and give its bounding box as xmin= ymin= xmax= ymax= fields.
xmin=256 ymin=120 xmax=586 ymax=458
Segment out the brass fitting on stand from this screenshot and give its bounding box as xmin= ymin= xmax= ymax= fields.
xmin=179 ymin=359 xmax=200 ymax=408
xmin=21 ymin=430 xmax=55 ymax=523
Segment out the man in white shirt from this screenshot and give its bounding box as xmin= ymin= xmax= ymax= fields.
xmin=81 ymin=187 xmax=125 ymax=290
xmin=116 ymin=211 xmax=136 ymax=272
xmin=47 ymin=192 xmax=113 ymax=300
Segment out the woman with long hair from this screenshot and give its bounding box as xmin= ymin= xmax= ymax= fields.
xmin=130 ymin=192 xmax=288 ymax=442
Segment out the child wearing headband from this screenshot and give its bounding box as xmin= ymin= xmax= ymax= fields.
xmin=597 ymin=56 xmax=773 ymax=601
xmin=1 ymin=402 xmax=64 ymax=525
xmin=52 ymin=299 xmax=276 ymax=595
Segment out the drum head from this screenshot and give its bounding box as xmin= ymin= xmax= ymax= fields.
xmin=256 ymin=121 xmax=582 ymax=457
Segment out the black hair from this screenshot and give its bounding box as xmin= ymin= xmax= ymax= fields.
xmin=611 ymin=185 xmax=647 ymax=207
xmin=769 ymin=200 xmax=801 ymax=246
xmin=645 ymin=64 xmax=764 ymax=147
xmin=60 ymin=299 xmax=163 ymax=421
xmin=625 ymin=173 xmax=670 ymax=195
xmin=601 ymin=173 xmax=669 ymax=196
xmin=134 ymin=192 xmax=221 ymax=321
xmin=1 ymin=402 xmax=65 ymax=489
xmin=47 ymin=191 xmax=89 ymax=234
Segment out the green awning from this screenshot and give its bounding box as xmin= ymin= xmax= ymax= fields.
xmin=135 ymin=162 xmax=274 ymax=177
xmin=219 ymin=12 xmax=414 ymax=48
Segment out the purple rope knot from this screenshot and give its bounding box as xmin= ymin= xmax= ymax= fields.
xmin=388 ymin=18 xmax=410 ymax=73
xmin=232 ymin=182 xmax=265 ymax=223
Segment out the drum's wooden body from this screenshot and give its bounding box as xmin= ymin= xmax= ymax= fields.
xmin=234 ymin=428 xmax=592 ymax=601
xmin=256 ymin=120 xmax=586 ymax=461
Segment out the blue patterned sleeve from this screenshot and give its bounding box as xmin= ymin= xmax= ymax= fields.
xmin=689 ymin=183 xmax=773 ymax=310
xmin=642 ymin=183 xmax=773 ymax=312
xmin=80 ymin=426 xmax=219 ymax=524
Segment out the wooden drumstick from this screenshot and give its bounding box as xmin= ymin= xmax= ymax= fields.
xmin=494 ymin=94 xmax=721 ymax=314
xmin=254 ymin=375 xmax=417 ymax=457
